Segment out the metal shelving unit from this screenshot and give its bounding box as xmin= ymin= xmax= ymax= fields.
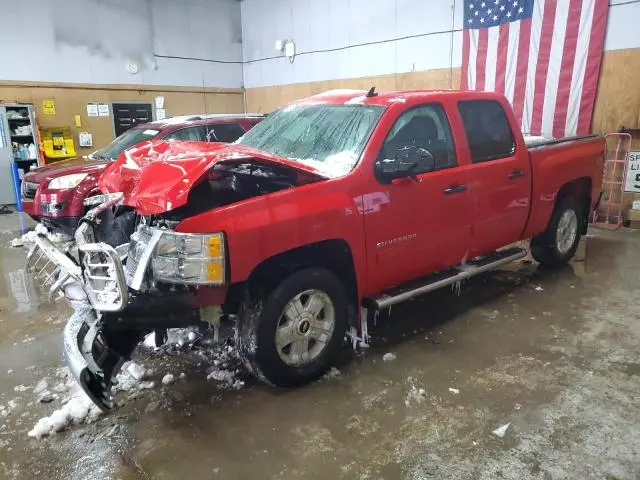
xmin=0 ymin=104 xmax=40 ymax=205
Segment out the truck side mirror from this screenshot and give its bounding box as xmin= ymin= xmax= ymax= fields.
xmin=375 ymin=146 xmax=435 ymax=184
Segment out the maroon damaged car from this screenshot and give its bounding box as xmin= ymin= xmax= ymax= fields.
xmin=22 ymin=114 xmax=263 ymax=233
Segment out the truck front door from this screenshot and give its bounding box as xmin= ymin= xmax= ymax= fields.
xmin=456 ymin=100 xmax=531 ymax=257
xmin=361 ymin=102 xmax=473 ymax=294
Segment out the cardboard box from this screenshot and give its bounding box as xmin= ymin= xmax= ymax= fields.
xmin=630 ymin=221 xmax=640 ymax=229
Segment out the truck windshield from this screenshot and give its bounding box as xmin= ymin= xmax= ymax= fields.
xmin=93 ymin=128 xmax=160 ymax=160
xmin=237 ymin=104 xmax=384 ymax=178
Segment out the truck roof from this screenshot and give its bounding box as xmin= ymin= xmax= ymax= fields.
xmin=294 ymin=89 xmax=506 ymax=108
xmin=141 ymin=113 xmax=265 ymax=130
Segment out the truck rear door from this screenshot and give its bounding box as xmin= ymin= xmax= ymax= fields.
xmin=456 ymin=99 xmax=531 ymax=257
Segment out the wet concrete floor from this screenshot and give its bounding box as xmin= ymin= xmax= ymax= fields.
xmin=0 ymin=212 xmax=639 ymax=479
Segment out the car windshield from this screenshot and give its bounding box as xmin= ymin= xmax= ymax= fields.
xmin=237 ymin=104 xmax=384 ymax=178
xmin=93 ymin=127 xmax=161 ymax=160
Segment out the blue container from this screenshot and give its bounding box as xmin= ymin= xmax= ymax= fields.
xmin=11 ymin=162 xmax=22 ymax=212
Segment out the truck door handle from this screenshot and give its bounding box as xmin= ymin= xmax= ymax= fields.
xmin=443 ymin=184 xmax=467 ymax=195
xmin=508 ymin=169 xmax=525 ymax=179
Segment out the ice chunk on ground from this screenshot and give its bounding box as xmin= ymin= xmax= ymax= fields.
xmin=142 ymin=332 xmax=158 ymax=349
xmin=10 ymin=238 xmax=23 ymax=247
xmin=34 ymin=223 xmax=48 ymax=235
xmin=448 ymin=387 xmax=460 ymax=395
xmin=382 ymin=352 xmax=396 ymax=362
xmin=161 ymin=374 xmax=175 ymax=385
xmin=14 ymin=385 xmax=29 ymax=393
xmin=126 ymin=362 xmax=146 ymax=381
xmin=28 ymin=388 xmax=102 ymax=439
xmin=7 ymin=369 xmax=13 ymax=375
xmin=187 ymin=331 xmax=197 ymax=342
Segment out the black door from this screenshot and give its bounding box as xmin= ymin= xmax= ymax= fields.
xmin=112 ymin=103 xmax=153 ymax=136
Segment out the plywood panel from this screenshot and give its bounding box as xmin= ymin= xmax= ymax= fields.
xmin=0 ymin=81 xmax=244 ymax=152
xmin=244 ymin=67 xmax=459 ymax=113
xmin=592 ymin=48 xmax=640 ymax=135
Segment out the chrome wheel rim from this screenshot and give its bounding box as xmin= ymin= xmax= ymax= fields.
xmin=275 ymin=289 xmax=335 ymax=367
xmin=556 ymin=209 xmax=578 ymax=254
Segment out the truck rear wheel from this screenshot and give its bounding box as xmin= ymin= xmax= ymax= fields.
xmin=236 ymin=267 xmax=348 ymax=387
xmin=530 ymin=196 xmax=582 ymax=267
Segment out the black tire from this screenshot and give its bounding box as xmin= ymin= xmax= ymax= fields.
xmin=530 ymin=196 xmax=582 ymax=267
xmin=236 ymin=267 xmax=349 ymax=387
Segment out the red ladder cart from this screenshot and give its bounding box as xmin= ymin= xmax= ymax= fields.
xmin=591 ymin=132 xmax=632 ymax=230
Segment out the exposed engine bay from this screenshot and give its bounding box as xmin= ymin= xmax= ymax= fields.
xmin=95 ymin=160 xmax=316 ymax=241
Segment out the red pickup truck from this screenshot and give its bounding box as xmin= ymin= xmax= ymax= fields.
xmin=27 ymin=89 xmax=603 ymax=410
xmin=21 ymin=114 xmax=263 ymax=233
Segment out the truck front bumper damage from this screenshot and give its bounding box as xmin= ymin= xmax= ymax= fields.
xmin=63 ymin=307 xmax=112 ymax=411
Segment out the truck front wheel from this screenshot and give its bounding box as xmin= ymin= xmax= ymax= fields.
xmin=236 ymin=267 xmax=348 ymax=386
xmin=530 ymin=196 xmax=582 ymax=267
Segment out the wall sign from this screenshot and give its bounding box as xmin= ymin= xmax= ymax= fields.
xmin=42 ymin=100 xmax=56 ymax=115
xmin=87 ymin=103 xmax=98 ymax=117
xmin=625 ymin=151 xmax=640 ymax=193
xmin=98 ymin=104 xmax=110 ymax=117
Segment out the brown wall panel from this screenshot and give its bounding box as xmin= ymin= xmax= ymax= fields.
xmin=245 ymin=67 xmax=459 ymax=114
xmin=592 ymin=48 xmax=640 ymax=136
xmin=0 ymin=81 xmax=244 ymax=153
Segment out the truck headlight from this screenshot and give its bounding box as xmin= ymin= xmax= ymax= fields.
xmin=151 ymin=231 xmax=226 ymax=285
xmin=48 ymin=173 xmax=88 ymax=190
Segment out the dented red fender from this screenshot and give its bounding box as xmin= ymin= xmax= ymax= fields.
xmin=98 ymin=140 xmax=327 ymax=215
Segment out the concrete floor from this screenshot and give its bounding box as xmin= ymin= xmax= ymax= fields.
xmin=0 ymin=212 xmax=639 ymax=479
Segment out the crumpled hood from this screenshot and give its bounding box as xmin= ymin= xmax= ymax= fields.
xmin=24 ymin=157 xmax=110 ymax=184
xmin=99 ymin=140 xmax=327 ymax=215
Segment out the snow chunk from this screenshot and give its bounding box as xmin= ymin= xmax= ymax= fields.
xmin=28 ymin=390 xmax=101 ymax=439
xmin=14 ymin=385 xmax=29 ymax=393
xmin=382 ymin=352 xmax=396 ymax=362
xmin=448 ymin=387 xmax=460 ymax=395
xmin=126 ymin=363 xmax=146 ymax=381
xmin=161 ymin=374 xmax=175 ymax=385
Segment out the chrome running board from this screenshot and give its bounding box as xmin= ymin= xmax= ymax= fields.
xmin=364 ymin=247 xmax=527 ymax=310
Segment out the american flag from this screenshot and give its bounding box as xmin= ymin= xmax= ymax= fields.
xmin=461 ymin=0 xmax=609 ymax=138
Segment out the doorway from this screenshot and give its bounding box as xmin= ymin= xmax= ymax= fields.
xmin=112 ymin=103 xmax=153 ymax=137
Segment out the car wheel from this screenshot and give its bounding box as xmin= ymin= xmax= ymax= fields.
xmin=531 ymin=196 xmax=582 ymax=267
xmin=236 ymin=267 xmax=348 ymax=386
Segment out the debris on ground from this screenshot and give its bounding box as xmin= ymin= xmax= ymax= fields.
xmin=448 ymin=387 xmax=460 ymax=395
xmin=405 ymin=377 xmax=427 ymax=407
xmin=534 ymin=285 xmax=544 ymax=292
xmin=382 ymin=353 xmax=396 ymax=362
xmin=161 ymin=374 xmax=175 ymax=385
xmin=492 ymin=422 xmax=511 ymax=438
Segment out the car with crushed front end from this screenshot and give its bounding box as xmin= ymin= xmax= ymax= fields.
xmin=26 ymin=89 xmax=604 ymax=411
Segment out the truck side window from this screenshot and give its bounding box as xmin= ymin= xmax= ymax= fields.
xmin=457 ymin=100 xmax=515 ymax=163
xmin=206 ymin=123 xmax=245 ymax=143
xmin=380 ymin=104 xmax=456 ymax=172
xmin=164 ymin=126 xmax=207 ymax=141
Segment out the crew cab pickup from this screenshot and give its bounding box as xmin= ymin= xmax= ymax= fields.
xmin=26 ymin=89 xmax=604 ymax=410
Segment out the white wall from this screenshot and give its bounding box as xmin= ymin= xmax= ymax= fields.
xmin=242 ymin=0 xmax=640 ymax=89
xmin=0 ymin=0 xmax=243 ymax=88
xmin=242 ymin=0 xmax=463 ymax=88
